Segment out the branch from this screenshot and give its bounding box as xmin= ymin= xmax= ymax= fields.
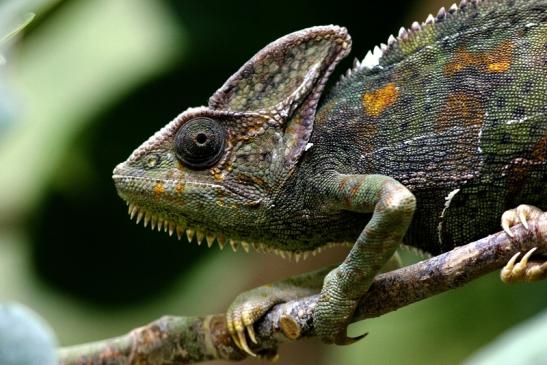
xmin=58 ymin=215 xmax=547 ymax=364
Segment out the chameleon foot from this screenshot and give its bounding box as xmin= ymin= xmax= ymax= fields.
xmin=314 ymin=268 xmax=370 ymax=345
xmin=501 ymin=204 xmax=543 ymax=237
xmin=501 ymin=247 xmax=547 ymax=283
xmin=226 ymin=288 xmax=277 ymax=356
xmin=225 ymin=269 xmax=327 ymax=356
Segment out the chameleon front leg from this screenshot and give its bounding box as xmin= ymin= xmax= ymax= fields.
xmin=314 ymin=173 xmax=416 ymax=344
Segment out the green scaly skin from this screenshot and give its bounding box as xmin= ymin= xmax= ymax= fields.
xmin=113 ymin=0 xmax=547 ymax=356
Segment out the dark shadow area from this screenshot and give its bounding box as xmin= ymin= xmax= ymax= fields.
xmin=29 ymin=0 xmax=415 ymax=306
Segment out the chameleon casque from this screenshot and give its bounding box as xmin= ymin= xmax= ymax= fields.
xmin=113 ymin=0 xmax=547 ymax=356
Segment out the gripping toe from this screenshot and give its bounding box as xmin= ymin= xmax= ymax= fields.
xmin=226 ymin=293 xmax=279 ymax=356
xmin=501 ymin=247 xmax=547 ymax=283
xmin=501 ymin=205 xmax=543 ymax=238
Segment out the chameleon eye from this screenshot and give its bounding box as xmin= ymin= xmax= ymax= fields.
xmin=174 ymin=117 xmax=227 ymax=169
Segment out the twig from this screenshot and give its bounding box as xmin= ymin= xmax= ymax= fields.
xmin=58 ymin=215 xmax=547 ymax=364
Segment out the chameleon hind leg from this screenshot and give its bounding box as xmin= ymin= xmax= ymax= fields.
xmin=314 ymin=174 xmax=416 ymax=344
xmin=226 ymin=266 xmax=333 ymax=356
xmin=500 ymin=205 xmax=547 ymax=283
xmin=226 ymin=250 xmax=403 ymax=355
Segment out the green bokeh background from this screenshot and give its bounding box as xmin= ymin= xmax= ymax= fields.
xmin=0 ymin=1 xmax=545 ymax=364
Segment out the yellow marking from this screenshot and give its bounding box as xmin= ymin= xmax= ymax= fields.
xmin=362 ymin=83 xmax=399 ymax=117
xmin=487 ymin=61 xmax=510 ymax=73
xmin=444 ymin=41 xmax=514 ymax=76
xmin=485 ymin=41 xmax=513 ymax=73
xmin=175 ymin=183 xmax=185 ymax=194
xmin=444 ymin=49 xmax=473 ymax=75
xmin=153 ymin=182 xmax=165 ymax=195
xmin=209 ymin=167 xmax=225 ymax=182
xmin=245 ymin=127 xmax=258 ymax=137
xmin=235 ymin=173 xmax=266 ymax=186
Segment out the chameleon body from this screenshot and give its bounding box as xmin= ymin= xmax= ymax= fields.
xmin=113 ymin=0 xmax=547 ymax=355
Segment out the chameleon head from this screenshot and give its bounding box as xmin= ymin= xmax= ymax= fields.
xmin=113 ymin=25 xmax=351 ymax=247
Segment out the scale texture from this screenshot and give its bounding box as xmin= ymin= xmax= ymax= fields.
xmin=113 ymin=0 xmax=546 ymax=352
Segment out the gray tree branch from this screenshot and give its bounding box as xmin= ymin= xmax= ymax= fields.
xmin=58 ymin=215 xmax=547 ymax=365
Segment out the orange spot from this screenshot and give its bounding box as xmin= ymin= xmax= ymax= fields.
xmin=153 ymin=182 xmax=165 ymax=195
xmin=338 ymin=175 xmax=351 ymax=191
xmin=487 ymin=62 xmax=510 ymax=73
xmin=245 ymin=127 xmax=258 ymax=137
xmin=235 ymin=173 xmax=266 ymax=186
xmin=362 ymin=83 xmax=399 ymax=117
xmin=349 ymin=179 xmax=364 ymax=198
xmin=436 ymin=92 xmax=484 ymax=132
xmin=175 ymin=183 xmax=185 ymax=194
xmin=210 ymin=167 xmax=226 ymax=181
xmin=444 ymin=41 xmax=514 ymax=76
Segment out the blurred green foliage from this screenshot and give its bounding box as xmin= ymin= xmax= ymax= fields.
xmin=465 ymin=309 xmax=547 ymax=365
xmin=0 ymin=0 xmax=545 ymax=364
xmin=0 ymin=0 xmax=35 ymax=133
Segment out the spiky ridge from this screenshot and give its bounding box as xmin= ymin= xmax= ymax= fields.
xmin=126 ymin=202 xmax=351 ymax=262
xmin=337 ymin=0 xmax=487 ymax=85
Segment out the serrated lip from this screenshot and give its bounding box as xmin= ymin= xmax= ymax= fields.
xmin=112 ymin=173 xmax=259 ymax=203
xmin=122 ymin=200 xmax=350 ymax=261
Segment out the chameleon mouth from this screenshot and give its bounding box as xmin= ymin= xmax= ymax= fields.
xmin=125 ymin=201 xmax=350 ymax=261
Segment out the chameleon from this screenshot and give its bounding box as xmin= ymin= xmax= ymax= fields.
xmin=113 ymin=0 xmax=547 ymax=356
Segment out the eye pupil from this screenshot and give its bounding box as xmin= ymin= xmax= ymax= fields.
xmin=196 ymin=133 xmax=207 ymax=144
xmin=174 ymin=117 xmax=226 ymax=169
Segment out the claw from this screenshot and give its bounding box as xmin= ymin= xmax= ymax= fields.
xmin=518 ymin=209 xmax=529 ymax=230
xmin=501 ymin=252 xmax=520 ymax=282
xmin=237 ymin=329 xmax=256 ymax=357
xmin=334 ymin=331 xmax=368 ymax=345
xmin=519 ymin=247 xmax=536 ymax=265
xmin=230 ymin=332 xmax=242 ymax=349
xmin=247 ymin=325 xmax=258 ymax=344
xmin=506 ymin=252 xmax=520 ymax=270
xmin=501 ymin=210 xmax=515 ymax=237
xmin=501 ymin=247 xmax=547 ymax=283
xmin=501 ymin=205 xmax=543 ymax=237
xmin=502 ymin=222 xmax=514 ymax=237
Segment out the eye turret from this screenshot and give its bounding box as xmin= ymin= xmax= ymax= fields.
xmin=174 ymin=117 xmax=226 ymax=169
